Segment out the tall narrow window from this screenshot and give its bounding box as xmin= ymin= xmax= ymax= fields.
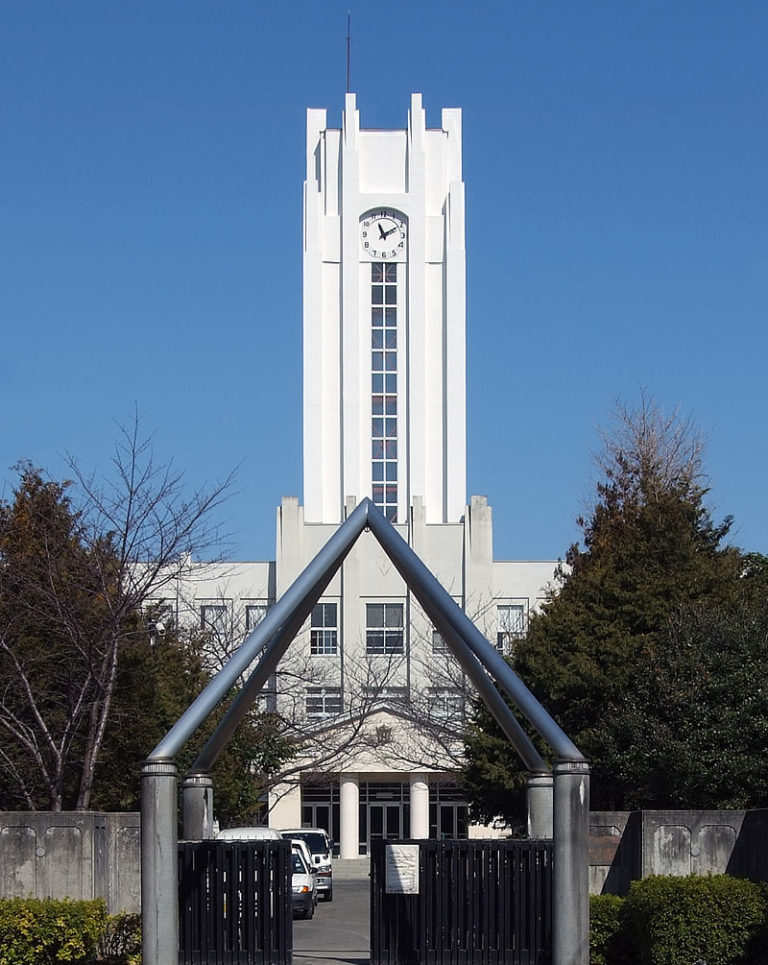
xmin=310 ymin=603 xmax=338 ymax=656
xmin=371 ymin=263 xmax=398 ymax=521
xmin=496 ymin=603 xmax=527 ymax=653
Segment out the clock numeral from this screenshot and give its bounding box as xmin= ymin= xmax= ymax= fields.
xmin=398 ymin=241 xmax=404 ymax=248
xmin=362 ymin=231 xmax=367 ymax=238
xmin=364 ymin=242 xmax=369 ymax=248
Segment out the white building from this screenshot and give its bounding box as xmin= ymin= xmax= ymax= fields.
xmin=157 ymin=94 xmax=558 ymax=859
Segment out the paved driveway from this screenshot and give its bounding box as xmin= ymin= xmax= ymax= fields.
xmin=293 ymin=880 xmax=370 ymax=965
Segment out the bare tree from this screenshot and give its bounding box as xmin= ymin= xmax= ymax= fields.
xmin=0 ymin=416 xmax=234 ymax=810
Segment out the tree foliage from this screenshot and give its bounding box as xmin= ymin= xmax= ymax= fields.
xmin=461 ymin=395 xmax=767 ymax=818
xmin=0 ymin=423 xmax=295 ymax=817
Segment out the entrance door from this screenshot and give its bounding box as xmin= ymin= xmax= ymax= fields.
xmin=368 ymin=803 xmax=401 ymax=847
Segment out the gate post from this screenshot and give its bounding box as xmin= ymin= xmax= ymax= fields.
xmin=182 ymin=773 xmax=214 ymax=839
xmin=526 ymin=770 xmax=553 ymax=838
xmin=552 ymin=760 xmax=590 ymax=965
xmin=141 ymin=760 xmax=178 ymax=965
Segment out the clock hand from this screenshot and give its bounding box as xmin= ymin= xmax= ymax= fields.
xmin=384 ymin=225 xmax=400 ymax=238
xmin=378 ymin=223 xmax=387 ymax=239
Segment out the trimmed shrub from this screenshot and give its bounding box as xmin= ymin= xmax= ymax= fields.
xmin=590 ymin=893 xmax=632 ymax=965
xmin=97 ymin=913 xmax=141 ymax=965
xmin=0 ymin=897 xmax=108 ymax=965
xmin=622 ymin=874 xmax=768 ymax=965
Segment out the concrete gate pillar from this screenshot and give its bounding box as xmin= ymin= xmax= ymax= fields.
xmin=340 ymin=773 xmax=360 ymax=858
xmin=409 ymin=774 xmax=429 ymax=838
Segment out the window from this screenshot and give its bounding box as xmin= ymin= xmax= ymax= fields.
xmin=245 ymin=604 xmax=268 ymax=631
xmin=310 ymin=603 xmax=338 ymax=655
xmin=428 ymin=689 xmax=466 ymax=720
xmin=366 ymin=603 xmax=404 ymax=654
xmin=371 ymin=263 xmax=398 ymax=521
xmin=496 ymin=603 xmax=526 ymax=653
xmin=201 ymin=604 xmax=228 ymax=635
xmin=305 ymin=687 xmax=343 ymax=718
xmin=363 ymin=686 xmax=409 ymax=709
xmin=432 ymin=629 xmax=447 ymax=653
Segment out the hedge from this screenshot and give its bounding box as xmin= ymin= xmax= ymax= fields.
xmin=0 ymin=898 xmax=107 ymax=965
xmin=590 ymin=875 xmax=768 ymax=965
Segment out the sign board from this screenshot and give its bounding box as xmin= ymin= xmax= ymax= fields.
xmin=385 ymin=844 xmax=420 ymax=894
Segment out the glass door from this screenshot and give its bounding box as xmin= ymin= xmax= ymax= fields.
xmin=368 ymin=803 xmax=402 ymax=846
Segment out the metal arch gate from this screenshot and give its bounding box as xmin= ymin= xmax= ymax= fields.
xmin=370 ymin=839 xmax=553 ymax=965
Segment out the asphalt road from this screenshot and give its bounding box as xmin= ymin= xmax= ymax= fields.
xmin=293 ymin=880 xmax=370 ymax=965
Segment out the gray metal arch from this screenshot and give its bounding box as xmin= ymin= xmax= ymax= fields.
xmin=141 ymin=498 xmax=589 ymax=965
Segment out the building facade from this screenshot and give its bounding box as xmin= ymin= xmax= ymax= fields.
xmin=155 ymin=95 xmax=558 ymax=858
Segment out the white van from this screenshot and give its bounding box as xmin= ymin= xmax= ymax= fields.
xmin=216 ymin=826 xmax=282 ymax=841
xmin=279 ymin=828 xmax=333 ymax=901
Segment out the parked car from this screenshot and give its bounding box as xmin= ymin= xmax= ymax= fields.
xmin=290 ymin=846 xmax=316 ymax=919
xmin=279 ymin=828 xmax=333 ymax=901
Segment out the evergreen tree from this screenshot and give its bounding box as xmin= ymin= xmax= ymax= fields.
xmin=461 ymin=396 xmax=758 ymax=817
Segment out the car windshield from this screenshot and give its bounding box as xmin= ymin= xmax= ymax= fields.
xmin=291 ymin=832 xmax=327 ymax=853
xmin=292 ymin=852 xmax=308 ymax=873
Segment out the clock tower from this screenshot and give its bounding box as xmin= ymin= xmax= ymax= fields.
xmin=303 ymin=93 xmax=466 ymax=525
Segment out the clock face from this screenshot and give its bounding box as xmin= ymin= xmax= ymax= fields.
xmin=360 ymin=209 xmax=407 ymax=260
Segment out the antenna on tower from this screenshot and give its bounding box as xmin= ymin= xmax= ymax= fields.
xmin=346 ymin=11 xmax=351 ymax=93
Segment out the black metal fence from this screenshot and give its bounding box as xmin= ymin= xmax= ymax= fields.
xmin=370 ymin=839 xmax=552 ymax=965
xmin=178 ymin=839 xmax=292 ymax=965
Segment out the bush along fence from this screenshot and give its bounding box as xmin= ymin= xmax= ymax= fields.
xmin=589 ymin=874 xmax=768 ymax=965
xmin=0 ymin=899 xmax=141 ymax=965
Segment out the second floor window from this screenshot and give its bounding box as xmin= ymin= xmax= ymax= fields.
xmin=366 ymin=602 xmax=404 ymax=655
xmin=496 ymin=603 xmax=526 ymax=653
xmin=201 ymin=603 xmax=228 ymax=635
xmin=305 ymin=687 xmax=342 ymax=718
xmin=311 ymin=603 xmax=338 ymax=655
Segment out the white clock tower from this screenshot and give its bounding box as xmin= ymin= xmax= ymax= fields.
xmin=303 ymin=92 xmax=466 ymax=525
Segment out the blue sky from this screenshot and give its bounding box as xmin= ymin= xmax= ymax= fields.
xmin=2 ymin=1 xmax=766 ymax=562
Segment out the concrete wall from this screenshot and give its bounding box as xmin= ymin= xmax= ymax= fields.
xmin=590 ymin=809 xmax=768 ymax=895
xmin=4 ymin=808 xmax=766 ymax=908
xmin=0 ymin=812 xmax=140 ymax=913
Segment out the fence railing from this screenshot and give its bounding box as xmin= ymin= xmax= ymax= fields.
xmin=370 ymin=839 xmax=552 ymax=965
xmin=178 ymin=839 xmax=292 ymax=965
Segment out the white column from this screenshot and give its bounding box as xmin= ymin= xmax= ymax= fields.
xmin=410 ymin=773 xmax=429 ymax=839
xmin=340 ymin=773 xmax=360 ymax=858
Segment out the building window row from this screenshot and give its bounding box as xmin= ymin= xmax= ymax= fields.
xmin=371 ymin=262 xmax=398 ymax=521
